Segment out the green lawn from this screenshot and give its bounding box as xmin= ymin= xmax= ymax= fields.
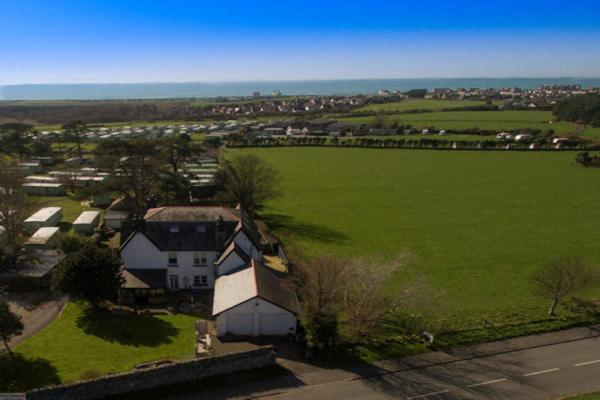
xmin=232 ymin=148 xmax=600 ymax=319
xmin=355 ymin=99 xmax=503 ymax=112
xmin=2 ymin=302 xmax=197 ymax=390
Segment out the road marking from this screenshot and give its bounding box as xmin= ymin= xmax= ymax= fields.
xmin=407 ymin=389 xmax=450 ymax=399
xmin=575 ymin=359 xmax=600 ymax=367
xmin=523 ymin=368 xmax=559 ymax=377
xmin=467 ymin=378 xmax=507 ymax=387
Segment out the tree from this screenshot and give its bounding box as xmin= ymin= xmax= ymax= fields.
xmin=294 ymin=253 xmax=430 ymax=348
xmin=533 ymin=256 xmax=599 ymax=315
xmin=62 ymin=120 xmax=88 ymax=159
xmin=159 ymin=134 xmax=203 ymax=173
xmin=0 ymin=161 xmax=37 ymax=267
xmin=217 ymin=154 xmax=280 ymax=216
xmin=0 ymin=292 xmax=23 ymax=357
xmin=0 ymin=123 xmax=34 ymax=160
xmin=52 ymin=242 xmax=123 ymax=307
xmin=95 ymin=138 xmax=167 ymax=217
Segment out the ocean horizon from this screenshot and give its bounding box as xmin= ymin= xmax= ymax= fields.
xmin=2 ymin=77 xmax=600 ymax=100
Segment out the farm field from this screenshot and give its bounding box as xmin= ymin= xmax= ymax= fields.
xmin=338 ymin=110 xmax=578 ymax=134
xmin=232 ymin=147 xmax=600 ymax=318
xmin=354 ymin=99 xmax=503 ymax=112
xmin=2 ymin=303 xmax=197 ymax=390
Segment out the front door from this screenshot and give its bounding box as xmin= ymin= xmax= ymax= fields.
xmin=169 ymin=275 xmax=179 ymax=291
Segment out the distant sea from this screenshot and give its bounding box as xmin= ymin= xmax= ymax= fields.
xmin=2 ymin=78 xmax=600 ymax=100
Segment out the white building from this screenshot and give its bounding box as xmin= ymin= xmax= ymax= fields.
xmin=213 ymin=259 xmax=298 ymax=336
xmin=120 ymin=206 xmax=262 ymax=293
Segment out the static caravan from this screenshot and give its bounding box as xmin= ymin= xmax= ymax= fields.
xmin=73 ymin=211 xmax=101 ymax=236
xmin=34 ymin=157 xmax=54 ymax=166
xmin=104 ymin=210 xmax=128 ymax=231
xmin=23 ymin=183 xmax=66 ymax=196
xmin=65 ymin=157 xmax=82 ymax=166
xmin=25 ymin=175 xmax=60 ymax=184
xmin=75 ymin=176 xmax=107 ymax=188
xmin=19 ymin=161 xmax=43 ymax=175
xmin=25 ymin=227 xmax=60 ymax=249
xmin=24 ymin=207 xmax=63 ymax=234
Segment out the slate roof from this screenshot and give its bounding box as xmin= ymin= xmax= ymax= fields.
xmin=122 ymin=268 xmax=167 ymax=289
xmin=212 ymin=260 xmax=299 ymax=316
xmin=215 ymin=241 xmax=251 ymax=266
xmin=1 ymin=250 xmax=64 ymax=278
xmin=121 ymin=206 xmax=261 ymax=252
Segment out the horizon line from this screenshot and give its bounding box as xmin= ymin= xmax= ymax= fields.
xmin=3 ymin=76 xmax=600 ymax=87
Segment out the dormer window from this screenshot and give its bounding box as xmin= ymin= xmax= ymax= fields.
xmin=170 ymin=224 xmax=179 ymax=234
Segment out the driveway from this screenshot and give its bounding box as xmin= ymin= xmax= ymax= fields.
xmin=4 ymin=291 xmax=67 ymax=349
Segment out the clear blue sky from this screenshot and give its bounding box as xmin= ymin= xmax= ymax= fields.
xmin=1 ymin=0 xmax=599 ymax=84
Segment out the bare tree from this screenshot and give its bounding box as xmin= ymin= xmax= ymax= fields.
xmin=217 ymin=154 xmax=280 ymax=216
xmin=0 ymin=162 xmax=37 ymax=266
xmin=533 ymin=256 xmax=599 ymax=315
xmin=294 ymin=253 xmax=434 ymax=347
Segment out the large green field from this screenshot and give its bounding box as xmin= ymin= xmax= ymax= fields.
xmin=355 ymin=99 xmax=503 ymax=112
xmin=2 ymin=303 xmax=197 ymax=390
xmin=233 ymin=148 xmax=600 ymax=318
xmin=338 ymin=110 xmax=580 ymax=134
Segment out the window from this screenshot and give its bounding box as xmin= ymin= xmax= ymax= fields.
xmin=193 ymin=251 xmax=207 ymax=266
xmin=201 ymin=275 xmax=208 ymax=285
xmin=168 ymin=251 xmax=178 ymax=266
xmin=193 ymin=276 xmax=201 ymax=286
xmin=170 ymin=224 xmax=179 ymax=233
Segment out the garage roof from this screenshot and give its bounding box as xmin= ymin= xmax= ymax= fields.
xmin=212 ymin=260 xmax=299 ymax=316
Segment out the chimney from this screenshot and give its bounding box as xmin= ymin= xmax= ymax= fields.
xmin=215 ymin=215 xmax=225 ymax=251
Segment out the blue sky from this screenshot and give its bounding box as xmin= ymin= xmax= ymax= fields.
xmin=1 ymin=0 xmax=599 ymax=84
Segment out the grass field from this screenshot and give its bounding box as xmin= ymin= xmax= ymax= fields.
xmin=1 ymin=302 xmax=197 ymax=390
xmin=355 ymin=99 xmax=503 ymax=112
xmin=232 ymin=148 xmax=600 ymax=319
xmin=338 ymin=110 xmax=581 ymax=134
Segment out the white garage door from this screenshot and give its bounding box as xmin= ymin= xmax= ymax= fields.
xmin=226 ymin=313 xmax=254 ymax=335
xmin=259 ymin=313 xmax=288 ymax=335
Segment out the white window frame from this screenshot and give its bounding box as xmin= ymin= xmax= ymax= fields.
xmin=193 ymin=251 xmax=208 ymax=266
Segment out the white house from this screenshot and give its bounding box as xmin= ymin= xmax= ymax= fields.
xmin=213 ymin=260 xmax=298 ymax=336
xmin=120 ymin=206 xmax=262 ymax=295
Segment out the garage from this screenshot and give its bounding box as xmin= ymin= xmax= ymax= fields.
xmin=225 ymin=313 xmax=254 ymax=336
xmin=259 ymin=313 xmax=288 ymax=336
xmin=213 ymin=260 xmax=299 ymax=337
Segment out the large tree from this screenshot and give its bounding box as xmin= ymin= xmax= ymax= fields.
xmin=217 ymin=154 xmax=280 ymax=216
xmin=0 ymin=123 xmax=34 ymax=160
xmin=159 ymin=134 xmax=203 ymax=173
xmin=62 ymin=120 xmax=88 ymax=159
xmin=95 ymin=138 xmax=167 ymax=217
xmin=0 ymin=292 xmax=23 ymax=358
xmin=533 ymin=256 xmax=599 ymax=315
xmin=0 ymin=161 xmax=37 ymax=267
xmin=294 ymin=254 xmax=429 ymax=349
xmin=52 ymin=242 xmax=123 ymax=307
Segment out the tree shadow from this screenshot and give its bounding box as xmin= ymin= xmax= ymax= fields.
xmin=58 ymin=221 xmax=73 ymax=233
xmin=76 ymin=309 xmax=179 ymax=347
xmin=261 ymin=213 xmax=350 ymax=245
xmin=0 ymin=352 xmax=60 ymax=392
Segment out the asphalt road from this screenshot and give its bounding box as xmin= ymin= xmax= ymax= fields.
xmin=262 ymin=336 xmax=600 ymax=400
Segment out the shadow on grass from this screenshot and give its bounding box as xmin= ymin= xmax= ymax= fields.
xmin=76 ymin=309 xmax=179 ymax=347
xmin=262 ymin=213 xmax=350 ymax=245
xmin=58 ymin=221 xmax=73 ymax=233
xmin=0 ymin=353 xmax=60 ymax=392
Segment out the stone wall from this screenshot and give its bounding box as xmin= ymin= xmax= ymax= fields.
xmin=27 ymin=346 xmax=275 ymax=400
